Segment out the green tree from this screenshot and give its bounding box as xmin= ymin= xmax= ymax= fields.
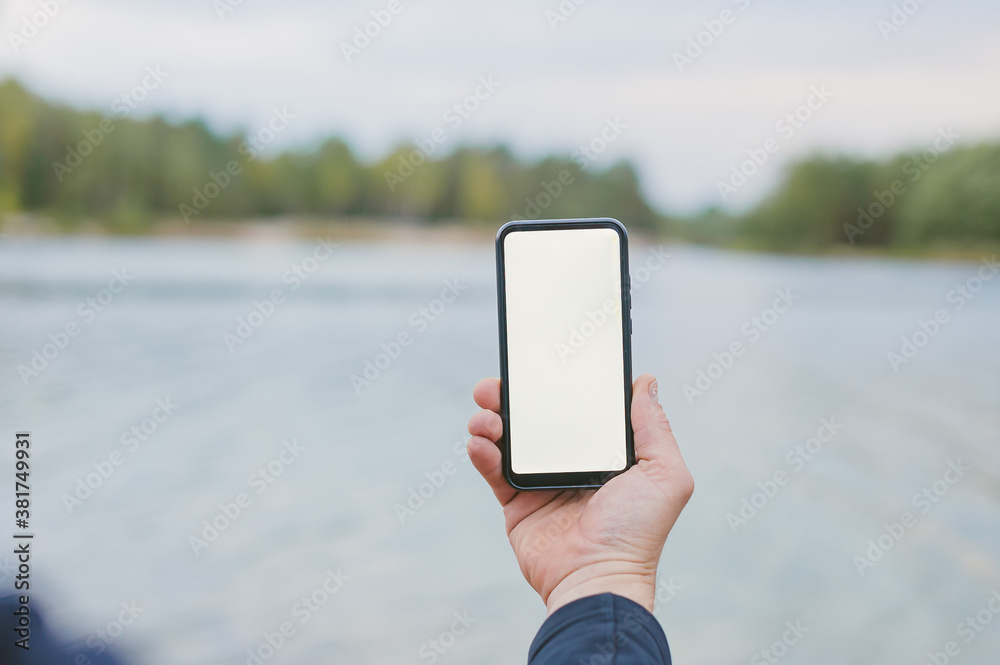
xmin=895 ymin=144 xmax=1000 ymax=245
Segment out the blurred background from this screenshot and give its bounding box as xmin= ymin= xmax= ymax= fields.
xmin=1 ymin=1 xmax=998 ymax=663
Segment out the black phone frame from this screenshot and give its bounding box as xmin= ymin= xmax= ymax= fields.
xmin=495 ymin=217 xmax=635 ymax=491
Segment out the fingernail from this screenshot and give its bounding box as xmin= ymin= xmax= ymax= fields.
xmin=649 ymin=379 xmax=658 ymax=403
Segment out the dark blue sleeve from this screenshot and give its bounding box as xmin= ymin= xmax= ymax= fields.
xmin=528 ymin=593 xmax=672 ymax=665
xmin=0 ymin=595 xmax=131 ymax=665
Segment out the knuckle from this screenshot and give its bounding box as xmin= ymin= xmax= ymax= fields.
xmin=678 ymin=472 xmax=695 ymax=502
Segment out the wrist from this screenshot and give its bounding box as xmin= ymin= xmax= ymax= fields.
xmin=544 ymin=561 xmax=657 ymax=616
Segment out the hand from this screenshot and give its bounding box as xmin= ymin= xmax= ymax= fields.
xmin=466 ymin=373 xmax=694 ymax=615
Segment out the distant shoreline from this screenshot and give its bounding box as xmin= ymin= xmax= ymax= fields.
xmin=1 ymin=213 xmax=994 ymax=262
xmin=1 ymin=213 xmax=500 ymax=243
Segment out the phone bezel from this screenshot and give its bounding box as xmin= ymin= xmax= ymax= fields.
xmin=495 ymin=217 xmax=635 ymax=491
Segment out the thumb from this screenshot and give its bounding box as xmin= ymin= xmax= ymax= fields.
xmin=630 ymin=374 xmax=683 ymax=467
xmin=630 ymin=373 xmax=696 ymax=518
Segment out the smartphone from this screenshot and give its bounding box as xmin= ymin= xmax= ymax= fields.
xmin=495 ymin=218 xmax=634 ymax=490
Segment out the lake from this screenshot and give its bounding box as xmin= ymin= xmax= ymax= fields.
xmin=0 ymin=235 xmax=998 ymax=664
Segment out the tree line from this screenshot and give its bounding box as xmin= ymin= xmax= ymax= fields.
xmin=0 ymin=79 xmax=655 ymax=231
xmin=2 ymin=77 xmax=997 ymax=249
xmin=680 ymin=129 xmax=1000 ymax=250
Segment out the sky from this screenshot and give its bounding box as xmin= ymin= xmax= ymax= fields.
xmin=2 ymin=0 xmax=999 ymax=214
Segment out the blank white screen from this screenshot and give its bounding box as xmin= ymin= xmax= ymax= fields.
xmin=504 ymin=228 xmax=627 ymax=475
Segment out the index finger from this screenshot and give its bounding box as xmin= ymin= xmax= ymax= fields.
xmin=473 ymin=377 xmax=501 ymax=413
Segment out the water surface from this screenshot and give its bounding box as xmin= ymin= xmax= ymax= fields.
xmin=0 ymin=237 xmax=997 ymax=664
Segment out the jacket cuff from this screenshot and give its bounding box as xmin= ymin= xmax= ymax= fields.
xmin=528 ymin=593 xmax=671 ymax=664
